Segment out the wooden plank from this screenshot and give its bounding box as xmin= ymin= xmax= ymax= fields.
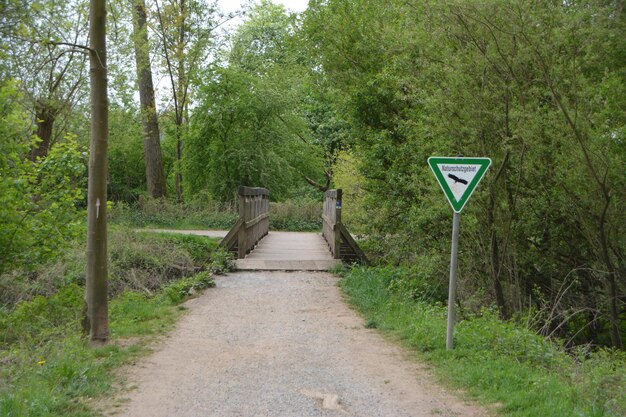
xmin=236 ymin=232 xmax=341 ymax=271
xmin=337 ymin=223 xmax=368 ymax=265
xmin=218 ymin=218 xmax=244 ymax=252
xmin=245 ymin=212 xmax=269 ymax=228
xmin=238 ymin=186 xmax=270 ymax=196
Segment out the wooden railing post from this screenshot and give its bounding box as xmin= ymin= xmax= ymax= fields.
xmin=322 ymin=188 xmax=367 ymax=264
xmin=219 ymin=186 xmax=270 ymax=258
xmin=333 ymin=189 xmax=342 ymax=259
xmin=238 ymin=191 xmax=247 ymax=259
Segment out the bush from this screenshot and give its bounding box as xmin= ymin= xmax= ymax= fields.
xmin=109 ymin=198 xmax=238 ymax=230
xmin=269 ymin=199 xmax=322 ymax=231
xmin=381 ymin=264 xmax=447 ymax=304
xmin=208 ymin=249 xmax=236 ymax=274
xmin=0 ymin=80 xmax=87 ymax=276
xmin=340 ymin=266 xmax=626 ymax=417
xmin=159 ymin=271 xmax=216 ymax=305
xmin=109 ymin=198 xmax=324 ymax=232
xmin=0 ymin=284 xmax=83 ymax=346
xmin=0 ymin=229 xmax=222 ymax=309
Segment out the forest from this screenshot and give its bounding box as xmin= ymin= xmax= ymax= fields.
xmin=0 ymin=0 xmax=625 ymax=415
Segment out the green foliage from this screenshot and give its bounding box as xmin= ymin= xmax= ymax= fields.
xmin=207 ymin=249 xmax=235 ymax=275
xmin=109 ymin=197 xmax=323 ymax=232
xmin=109 ymin=198 xmax=238 ymax=230
xmin=0 ymin=277 xmax=204 ymax=417
xmin=159 ymin=271 xmax=216 ymax=305
xmin=1 ymin=284 xmax=83 ymax=346
xmin=305 ymin=0 xmax=625 ymax=347
xmin=0 ymin=227 xmax=221 ymax=309
xmin=186 ymin=65 xmax=322 ymax=202
xmin=184 ymin=2 xmax=328 ymax=202
xmin=269 ymin=199 xmax=322 ymax=231
xmin=108 ymin=228 xmax=221 ymax=297
xmin=107 ymin=105 xmax=146 ymax=202
xmin=0 ymin=82 xmax=86 ymax=274
xmin=340 ymin=266 xmax=626 ymax=416
xmin=0 ymin=232 xmax=220 ymax=416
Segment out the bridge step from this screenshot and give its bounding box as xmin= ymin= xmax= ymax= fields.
xmin=235 ymin=259 xmax=341 ymax=271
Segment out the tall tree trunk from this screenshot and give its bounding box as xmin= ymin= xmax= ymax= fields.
xmin=29 ymin=99 xmax=56 ymax=161
xmin=85 ymin=0 xmax=109 ymax=342
xmin=175 ymin=128 xmax=183 ymax=201
xmin=599 ymin=191 xmax=623 ymax=349
xmin=132 ymin=0 xmax=167 ymax=198
xmin=174 ymin=0 xmax=187 ymax=203
xmin=488 ymin=152 xmax=510 ymax=320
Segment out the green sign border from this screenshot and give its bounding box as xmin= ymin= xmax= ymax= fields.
xmin=428 ymin=156 xmax=492 ymax=213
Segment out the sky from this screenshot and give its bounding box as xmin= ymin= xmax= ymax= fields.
xmin=217 ymin=0 xmax=309 ymax=16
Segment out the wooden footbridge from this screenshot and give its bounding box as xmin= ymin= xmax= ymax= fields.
xmin=219 ymin=186 xmax=367 ymax=271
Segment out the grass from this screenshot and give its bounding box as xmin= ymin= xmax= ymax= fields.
xmin=339 ymin=266 xmax=626 ymax=417
xmin=0 ymin=230 xmax=231 ymax=417
xmin=109 ymin=198 xmax=322 ymax=232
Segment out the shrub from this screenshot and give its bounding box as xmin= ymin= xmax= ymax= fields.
xmin=208 ymin=249 xmax=236 ymax=274
xmin=159 ymin=272 xmax=216 ymax=305
xmin=269 ymin=199 xmax=322 ymax=231
xmin=340 ymin=266 xmax=626 ymax=416
xmin=108 ymin=198 xmax=238 ymax=230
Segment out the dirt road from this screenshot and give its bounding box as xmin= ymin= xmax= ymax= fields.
xmin=110 ymin=271 xmax=486 ymax=417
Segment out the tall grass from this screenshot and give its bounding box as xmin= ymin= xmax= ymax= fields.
xmin=269 ymin=200 xmax=321 ymax=231
xmin=340 ymin=266 xmax=626 ymax=417
xmin=109 ymin=198 xmax=323 ymax=232
xmin=0 ymin=231 xmax=228 ymax=416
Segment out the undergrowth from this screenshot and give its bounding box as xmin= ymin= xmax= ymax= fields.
xmin=339 ymin=266 xmax=626 ymax=417
xmin=109 ymin=198 xmax=322 ymax=232
xmin=0 ymin=229 xmax=221 ymax=307
xmin=0 ymin=230 xmax=229 ymax=417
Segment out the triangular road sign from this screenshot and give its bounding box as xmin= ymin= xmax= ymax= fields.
xmin=428 ymin=156 xmax=492 ymax=213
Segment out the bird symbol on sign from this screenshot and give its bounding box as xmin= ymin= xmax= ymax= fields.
xmin=448 ymin=174 xmax=468 ymax=185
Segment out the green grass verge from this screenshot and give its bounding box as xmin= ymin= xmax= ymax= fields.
xmin=0 ymin=227 xmax=232 ymax=417
xmin=109 ymin=199 xmax=323 ymax=232
xmin=339 ymin=266 xmax=626 ymax=417
xmin=0 ymin=271 xmax=216 ymax=417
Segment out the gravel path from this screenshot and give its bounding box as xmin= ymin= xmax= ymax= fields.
xmin=109 ymin=271 xmax=486 ymax=417
xmin=138 ymin=229 xmax=228 ymax=238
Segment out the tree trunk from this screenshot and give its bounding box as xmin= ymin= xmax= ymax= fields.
xmin=598 ymin=191 xmax=624 ymax=349
xmin=85 ymin=0 xmax=109 ymax=342
xmin=488 ymin=153 xmax=510 ymax=320
xmin=29 ymin=99 xmax=56 ymax=161
xmin=174 ymin=0 xmax=187 ymax=203
xmin=175 ymin=129 xmax=183 ymax=202
xmin=132 ymin=0 xmax=167 ymax=198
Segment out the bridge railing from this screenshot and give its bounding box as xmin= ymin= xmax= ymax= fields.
xmin=322 ymin=189 xmax=342 ymax=259
xmin=322 ymin=189 xmax=367 ymax=264
xmin=219 ymin=186 xmax=270 ymax=258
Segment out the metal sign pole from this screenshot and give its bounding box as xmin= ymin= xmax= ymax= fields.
xmin=446 ymin=211 xmax=461 ymax=350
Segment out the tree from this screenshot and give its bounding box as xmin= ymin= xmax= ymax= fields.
xmin=304 ymin=0 xmax=625 ymax=348
xmin=185 ymin=1 xmax=326 ymax=202
xmin=85 ymin=0 xmax=109 ymax=342
xmin=132 ymin=0 xmax=167 ymax=198
xmin=0 ymin=0 xmax=89 ymax=161
xmin=154 ymin=0 xmax=222 ymax=201
xmin=0 ymin=82 xmax=85 ymax=275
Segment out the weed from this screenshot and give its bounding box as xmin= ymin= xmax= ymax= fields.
xmin=208 ymin=249 xmax=236 ymax=274
xmin=109 ymin=199 xmax=324 ymax=232
xmin=159 ymin=272 xmax=216 ymax=305
xmin=0 ymin=225 xmax=223 ymax=417
xmin=339 ymin=266 xmax=626 ymax=417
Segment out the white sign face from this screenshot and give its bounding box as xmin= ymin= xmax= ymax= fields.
xmin=436 ymin=163 xmax=481 ymax=202
xmin=428 ymin=157 xmax=492 ymax=212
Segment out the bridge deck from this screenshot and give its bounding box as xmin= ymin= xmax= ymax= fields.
xmin=235 ymin=231 xmax=341 ymax=271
